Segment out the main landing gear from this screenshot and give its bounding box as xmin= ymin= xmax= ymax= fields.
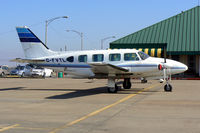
xmin=107 ymin=78 xmax=132 ymax=93
xmin=107 ymin=78 xmax=118 ymax=93
xmin=123 ymin=78 xmax=131 ymax=89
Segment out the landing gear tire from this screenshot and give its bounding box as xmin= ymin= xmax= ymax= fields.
xmin=107 ymin=84 xmax=118 ymax=93
xmin=123 ymin=78 xmax=131 ymax=89
xmin=164 ymin=84 xmax=172 ymax=92
xmin=0 ymin=72 xmax=5 ymax=78
xmin=42 ymin=72 xmax=46 ymax=78
xmin=21 ymin=73 xmax=25 ymax=78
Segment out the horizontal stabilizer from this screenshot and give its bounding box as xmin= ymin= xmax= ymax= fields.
xmin=10 ymin=58 xmax=45 ymax=63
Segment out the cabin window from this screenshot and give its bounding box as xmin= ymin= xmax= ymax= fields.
xmin=92 ymin=54 xmax=104 ymax=62
xmin=124 ymin=53 xmax=139 ymax=61
xmin=138 ymin=51 xmax=149 ymax=60
xmin=78 ymin=55 xmax=87 ymax=62
xmin=109 ymin=53 xmax=121 ymax=61
xmin=67 ymin=56 xmax=74 ymax=62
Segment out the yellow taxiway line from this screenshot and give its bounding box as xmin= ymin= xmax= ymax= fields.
xmin=49 ymin=83 xmax=160 ymax=133
xmin=0 ymin=124 xmax=20 ymax=132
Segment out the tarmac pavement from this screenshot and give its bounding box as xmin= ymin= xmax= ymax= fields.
xmin=0 ymin=78 xmax=199 ymax=133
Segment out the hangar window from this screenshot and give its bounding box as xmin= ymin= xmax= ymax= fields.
xmin=109 ymin=53 xmax=121 ymax=61
xmin=78 ymin=55 xmax=87 ymax=62
xmin=92 ymin=54 xmax=104 ymax=62
xmin=124 ymin=53 xmax=139 ymax=61
xmin=67 ymin=56 xmax=74 ymax=62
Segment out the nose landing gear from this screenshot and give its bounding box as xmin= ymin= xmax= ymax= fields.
xmin=164 ymin=84 xmax=172 ymax=92
xmin=164 ymin=73 xmax=172 ymax=92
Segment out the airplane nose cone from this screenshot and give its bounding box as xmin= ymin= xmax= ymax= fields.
xmin=180 ymin=63 xmax=188 ymax=72
xmin=184 ymin=64 xmax=188 ymax=71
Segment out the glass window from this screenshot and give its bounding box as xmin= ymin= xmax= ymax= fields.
xmin=124 ymin=53 xmax=139 ymax=61
xmin=109 ymin=53 xmax=121 ymax=61
xmin=25 ymin=65 xmax=31 ymax=69
xmin=138 ymin=51 xmax=149 ymax=60
xmin=92 ymin=54 xmax=104 ymax=62
xmin=78 ymin=55 xmax=87 ymax=62
xmin=67 ymin=56 xmax=74 ymax=62
xmin=16 ymin=66 xmax=25 ymax=70
xmin=2 ymin=66 xmax=8 ymax=70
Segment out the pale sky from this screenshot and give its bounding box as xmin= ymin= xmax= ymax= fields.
xmin=0 ymin=0 xmax=198 ymax=66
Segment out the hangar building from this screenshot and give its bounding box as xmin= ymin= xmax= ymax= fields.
xmin=110 ymin=6 xmax=200 ymax=77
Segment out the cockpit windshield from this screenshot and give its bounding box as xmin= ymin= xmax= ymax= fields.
xmin=138 ymin=51 xmax=149 ymax=60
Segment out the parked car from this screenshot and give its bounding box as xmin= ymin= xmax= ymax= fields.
xmin=29 ymin=65 xmax=53 ymax=77
xmin=10 ymin=65 xmax=26 ymax=77
xmin=10 ymin=65 xmax=53 ymax=77
xmin=0 ymin=65 xmax=10 ymax=77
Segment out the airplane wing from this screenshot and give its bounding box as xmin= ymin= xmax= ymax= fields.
xmin=89 ymin=63 xmax=129 ymax=75
xmin=10 ymin=58 xmax=45 ymax=63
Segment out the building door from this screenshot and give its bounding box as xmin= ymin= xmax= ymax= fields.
xmin=187 ymin=55 xmax=196 ymax=75
xmin=171 ymin=55 xmax=180 ymax=61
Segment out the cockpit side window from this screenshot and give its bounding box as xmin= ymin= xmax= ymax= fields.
xmin=138 ymin=51 xmax=149 ymax=60
xmin=124 ymin=53 xmax=139 ymax=61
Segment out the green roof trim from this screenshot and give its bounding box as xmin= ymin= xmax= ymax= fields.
xmin=110 ymin=6 xmax=200 ymax=55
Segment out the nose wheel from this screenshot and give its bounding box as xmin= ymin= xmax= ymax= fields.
xmin=164 ymin=76 xmax=172 ymax=92
xmin=164 ymin=84 xmax=172 ymax=92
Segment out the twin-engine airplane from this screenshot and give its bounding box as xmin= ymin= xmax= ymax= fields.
xmin=13 ymin=26 xmax=188 ymax=93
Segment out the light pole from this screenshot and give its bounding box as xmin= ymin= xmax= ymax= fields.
xmin=101 ymin=36 xmax=116 ymax=49
xmin=66 ymin=30 xmax=83 ymax=50
xmin=45 ymin=16 xmax=68 ymax=46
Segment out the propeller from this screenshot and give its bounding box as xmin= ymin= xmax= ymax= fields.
xmin=158 ymin=46 xmax=172 ymax=82
xmin=162 ymin=46 xmax=171 ymax=82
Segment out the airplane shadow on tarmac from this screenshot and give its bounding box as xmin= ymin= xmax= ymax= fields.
xmin=0 ymin=87 xmax=25 ymax=91
xmin=45 ymin=87 xmax=160 ymax=99
xmin=0 ymin=86 xmax=160 ymax=99
xmin=46 ymin=87 xmax=108 ymax=99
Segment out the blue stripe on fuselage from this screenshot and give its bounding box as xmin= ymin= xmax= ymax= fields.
xmin=37 ymin=64 xmax=91 ymax=68
xmin=36 ymin=63 xmax=186 ymax=70
xmin=118 ymin=64 xmax=157 ymax=67
xmin=171 ymin=67 xmax=186 ymax=69
xmin=36 ymin=63 xmax=158 ymax=68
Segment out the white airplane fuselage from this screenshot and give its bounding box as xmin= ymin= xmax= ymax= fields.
xmin=15 ymin=26 xmax=188 ymax=93
xmin=34 ymin=49 xmax=188 ymax=79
